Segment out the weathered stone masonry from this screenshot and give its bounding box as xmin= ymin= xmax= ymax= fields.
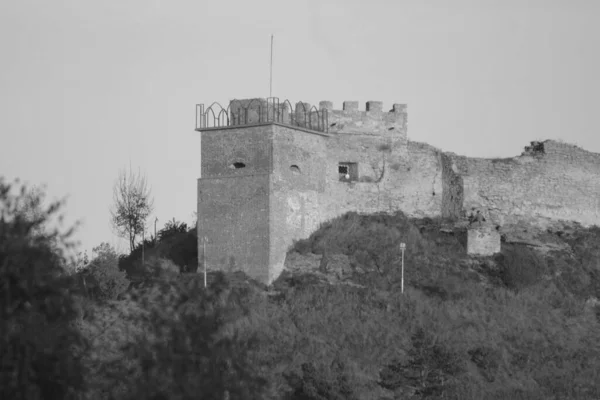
xmin=196 ymin=98 xmax=600 ymax=284
xmin=446 ymin=140 xmax=600 ymax=228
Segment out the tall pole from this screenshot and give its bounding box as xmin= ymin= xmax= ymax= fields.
xmin=154 ymin=217 xmax=158 ymax=243
xmin=400 ymin=242 xmax=406 ymax=294
xmin=269 ymin=34 xmax=273 ymax=98
xmin=203 ymin=236 xmax=207 ymax=288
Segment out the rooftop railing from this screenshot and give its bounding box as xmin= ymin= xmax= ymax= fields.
xmin=195 ymin=97 xmax=329 ymax=133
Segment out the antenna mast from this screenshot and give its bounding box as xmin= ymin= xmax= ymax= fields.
xmin=269 ymin=34 xmax=273 ymax=97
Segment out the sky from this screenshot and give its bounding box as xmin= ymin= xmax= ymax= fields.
xmin=1 ymin=0 xmax=599 ymax=257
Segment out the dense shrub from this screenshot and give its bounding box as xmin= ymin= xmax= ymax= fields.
xmin=496 ymin=244 xmax=547 ymax=291
xmin=0 ymin=178 xmax=87 ymax=399
xmin=379 ymin=327 xmax=464 ymax=397
xmin=113 ymin=273 xmax=268 ymax=400
xmin=80 ymin=242 xmax=130 ymax=300
xmin=119 ymin=219 xmax=197 ymax=281
xmin=291 ymin=212 xmax=430 ymax=290
xmin=285 ymin=361 xmax=360 ymax=400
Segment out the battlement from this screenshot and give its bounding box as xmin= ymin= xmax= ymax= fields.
xmin=316 ymin=100 xmax=406 ymax=114
xmin=319 ymin=100 xmax=407 ymax=135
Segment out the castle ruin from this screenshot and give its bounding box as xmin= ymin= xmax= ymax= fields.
xmin=195 ymin=98 xmax=600 ymax=284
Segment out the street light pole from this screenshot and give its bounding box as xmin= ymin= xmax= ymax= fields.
xmin=400 ymin=242 xmax=406 ymax=294
xmin=203 ymin=236 xmax=207 ymax=288
xmin=142 ymin=228 xmax=145 ymax=267
xmin=154 ymin=217 xmax=158 ymax=243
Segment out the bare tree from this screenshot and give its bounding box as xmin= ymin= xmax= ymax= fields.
xmin=109 ymin=167 xmax=154 ymax=252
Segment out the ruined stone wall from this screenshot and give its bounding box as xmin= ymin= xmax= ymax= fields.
xmin=441 ymin=152 xmax=464 ymax=220
xmin=446 ymin=140 xmax=600 ymax=227
xmin=398 ymin=141 xmax=444 ymax=218
xmin=467 ymin=226 xmax=501 ymax=256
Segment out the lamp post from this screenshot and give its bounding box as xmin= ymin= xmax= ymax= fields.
xmin=400 ymin=242 xmax=406 ymax=294
xmin=203 ymin=236 xmax=207 ymax=288
xmin=142 ymin=227 xmax=145 ymax=267
xmin=154 ymin=217 xmax=158 ymax=243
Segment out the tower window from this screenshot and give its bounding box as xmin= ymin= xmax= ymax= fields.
xmin=229 ymin=162 xmax=246 ymax=169
xmin=338 ymin=162 xmax=358 ymax=182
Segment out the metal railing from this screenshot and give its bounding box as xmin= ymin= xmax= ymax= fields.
xmin=196 ymin=97 xmax=329 ymax=133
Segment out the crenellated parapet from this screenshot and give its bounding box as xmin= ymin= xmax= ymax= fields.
xmin=318 ymin=100 xmax=407 ymax=136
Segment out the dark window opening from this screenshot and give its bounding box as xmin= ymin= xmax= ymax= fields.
xmin=229 ymin=162 xmax=246 ymax=169
xmin=339 ymin=162 xmax=358 ymax=182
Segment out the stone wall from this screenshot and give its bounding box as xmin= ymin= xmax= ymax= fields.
xmin=200 ymin=125 xmax=272 ymax=177
xmin=197 ymin=125 xmax=273 ymax=283
xmin=467 ymin=226 xmax=501 ymax=256
xmin=197 ymin=174 xmax=270 ymax=282
xmin=324 ymin=100 xmax=408 ymax=138
xmin=197 ymin=97 xmax=600 ymax=285
xmin=270 ymin=125 xmax=328 ymax=282
xmin=446 ymin=140 xmax=600 ymax=227
xmin=441 ymin=152 xmax=464 ymax=219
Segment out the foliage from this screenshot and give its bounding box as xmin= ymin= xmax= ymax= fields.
xmin=158 ymin=217 xmax=188 ymax=241
xmin=379 ymin=327 xmax=464 ymax=397
xmin=109 ymin=167 xmax=154 ymax=253
xmin=81 ymin=242 xmax=130 ymax=300
xmin=4 ymin=176 xmax=599 ymax=400
xmin=112 ymin=273 xmax=268 ymax=399
xmin=0 ymin=177 xmax=87 ymax=399
xmin=495 ymin=244 xmax=547 ymax=291
xmin=285 ymin=361 xmax=360 ymax=400
xmin=119 ymin=222 xmax=198 ymax=282
xmin=295 ymin=213 xmax=417 ymax=261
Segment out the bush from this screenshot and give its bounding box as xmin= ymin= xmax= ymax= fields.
xmin=496 ymin=244 xmax=547 ymax=291
xmin=379 ymin=327 xmax=464 ymax=397
xmin=81 ymin=242 xmax=130 ymax=300
xmin=0 ymin=177 xmax=87 ymax=399
xmin=119 ymin=220 xmax=198 ymax=280
xmin=285 ymin=360 xmax=360 ymax=400
xmin=115 ymin=273 xmax=268 ymax=399
xmin=291 ymin=212 xmax=426 ymax=287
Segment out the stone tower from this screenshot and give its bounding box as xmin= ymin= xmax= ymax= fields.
xmin=195 ymin=97 xmax=409 ymax=285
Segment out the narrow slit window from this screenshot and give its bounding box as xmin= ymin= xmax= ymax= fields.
xmin=229 ymin=162 xmax=246 ymax=169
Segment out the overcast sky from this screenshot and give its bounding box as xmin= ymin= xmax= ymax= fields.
xmin=1 ymin=0 xmax=598 ymax=256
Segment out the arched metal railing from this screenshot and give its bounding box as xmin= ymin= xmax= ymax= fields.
xmin=196 ymin=97 xmax=328 ymax=133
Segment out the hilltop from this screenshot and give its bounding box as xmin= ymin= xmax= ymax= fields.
xmin=275 ymin=211 xmax=600 ymax=298
xmin=5 ymin=171 xmax=599 ymax=399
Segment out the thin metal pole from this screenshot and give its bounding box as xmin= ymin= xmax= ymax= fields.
xmin=142 ymin=228 xmax=145 ymax=267
xmin=203 ymin=237 xmax=207 ymax=288
xmin=269 ymin=34 xmax=273 ymax=97
xmin=401 ymin=248 xmax=404 ymax=294
xmin=400 ymin=242 xmax=406 ymax=294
